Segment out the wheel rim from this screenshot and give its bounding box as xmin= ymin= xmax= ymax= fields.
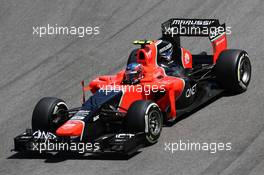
xmin=50 ymin=104 xmax=68 ymax=130
xmin=239 ymin=57 xmax=251 ymax=85
xmin=148 ymin=110 xmax=162 ymax=136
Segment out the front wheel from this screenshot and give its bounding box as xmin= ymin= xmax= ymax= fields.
xmin=125 ymin=100 xmax=163 ymax=145
xmin=32 ymin=97 xmax=69 ymax=132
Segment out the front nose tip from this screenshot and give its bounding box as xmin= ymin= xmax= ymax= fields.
xmin=56 ymin=120 xmax=84 ymax=137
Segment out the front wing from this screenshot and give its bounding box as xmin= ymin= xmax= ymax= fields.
xmin=13 ymin=129 xmax=145 ymax=155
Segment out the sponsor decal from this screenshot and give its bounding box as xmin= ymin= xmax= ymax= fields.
xmin=62 ymin=123 xmax=77 ymax=128
xmin=186 ymin=84 xmax=197 ymax=98
xmin=33 ymin=130 xmax=57 ymax=140
xmin=184 ymin=53 xmax=190 ymax=64
xmin=71 ymin=116 xmax=85 ymax=120
xmin=115 ymin=133 xmax=135 ymax=139
xmin=77 ymin=110 xmax=90 ymax=115
xmin=159 ymin=43 xmax=172 ymax=53
xmin=93 ymin=115 xmax=99 ymax=122
xmin=71 ymin=110 xmax=90 ymax=120
xmin=172 ymin=19 xmax=215 ymax=26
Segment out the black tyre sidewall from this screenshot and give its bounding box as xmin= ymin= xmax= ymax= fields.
xmin=125 ymin=100 xmax=162 ymax=144
xmin=32 ymin=97 xmax=67 ymax=132
xmin=215 ymin=49 xmax=251 ymax=93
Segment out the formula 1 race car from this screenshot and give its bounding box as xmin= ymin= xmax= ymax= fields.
xmin=14 ymin=19 xmax=251 ymax=155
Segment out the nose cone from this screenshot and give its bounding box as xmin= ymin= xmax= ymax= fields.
xmin=56 ymin=120 xmax=84 ymax=137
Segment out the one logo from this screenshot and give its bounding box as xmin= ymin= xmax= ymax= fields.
xmin=186 ymin=84 xmax=197 ymax=98
xmin=33 ymin=130 xmax=56 ymax=141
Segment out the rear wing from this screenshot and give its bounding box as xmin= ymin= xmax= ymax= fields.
xmin=161 ymin=18 xmax=228 ymax=63
xmin=161 ymin=18 xmax=226 ymax=40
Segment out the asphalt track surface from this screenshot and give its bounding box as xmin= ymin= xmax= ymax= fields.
xmin=0 ymin=0 xmax=263 ymax=175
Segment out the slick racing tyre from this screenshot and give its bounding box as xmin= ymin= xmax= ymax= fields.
xmin=215 ymin=49 xmax=251 ymax=93
xmin=127 ymin=49 xmax=138 ymax=66
xmin=125 ymin=100 xmax=163 ymax=145
xmin=32 ymin=97 xmax=69 ymax=132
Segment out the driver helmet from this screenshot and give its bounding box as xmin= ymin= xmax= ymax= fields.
xmin=158 ymin=40 xmax=173 ymax=62
xmin=124 ymin=63 xmax=143 ymax=84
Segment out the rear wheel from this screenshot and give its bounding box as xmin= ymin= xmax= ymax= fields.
xmin=32 ymin=97 xmax=69 ymax=132
xmin=125 ymin=100 xmax=163 ymax=145
xmin=215 ymin=49 xmax=251 ymax=93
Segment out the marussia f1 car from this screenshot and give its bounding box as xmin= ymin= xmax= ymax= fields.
xmin=14 ymin=18 xmax=251 ymax=155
